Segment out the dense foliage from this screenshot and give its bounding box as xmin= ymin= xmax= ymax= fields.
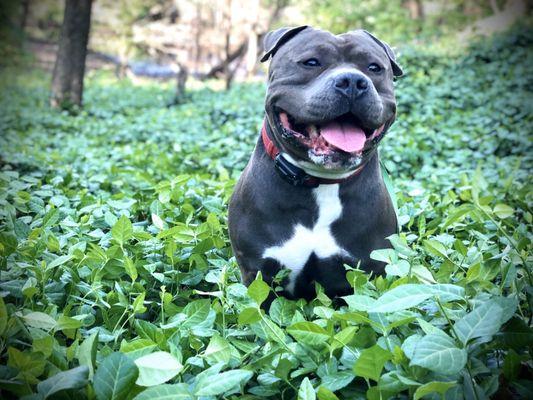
xmin=0 ymin=29 xmax=532 ymax=400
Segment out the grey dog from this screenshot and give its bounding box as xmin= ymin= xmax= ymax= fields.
xmin=228 ymin=26 xmax=403 ymax=301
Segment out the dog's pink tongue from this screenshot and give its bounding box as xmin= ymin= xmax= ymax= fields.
xmin=320 ymin=121 xmax=366 ymax=153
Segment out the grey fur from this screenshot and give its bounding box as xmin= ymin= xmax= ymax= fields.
xmin=229 ymin=27 xmax=401 ymax=300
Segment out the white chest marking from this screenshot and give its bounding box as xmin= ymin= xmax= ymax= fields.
xmin=262 ymin=184 xmax=348 ymax=294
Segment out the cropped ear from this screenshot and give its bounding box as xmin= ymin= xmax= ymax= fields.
xmin=362 ymin=30 xmax=403 ymax=77
xmin=260 ymin=25 xmax=309 ymax=63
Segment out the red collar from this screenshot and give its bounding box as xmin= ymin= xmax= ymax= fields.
xmin=261 ymin=120 xmax=366 ymax=188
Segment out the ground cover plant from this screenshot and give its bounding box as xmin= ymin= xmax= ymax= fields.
xmin=0 ymin=28 xmax=532 ymax=400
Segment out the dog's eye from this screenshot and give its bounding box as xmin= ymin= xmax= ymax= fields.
xmin=301 ymin=58 xmax=321 ymax=67
xmin=368 ymin=63 xmax=382 ymax=73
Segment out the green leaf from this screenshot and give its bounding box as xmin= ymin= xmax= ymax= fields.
xmin=42 ymin=208 xmax=59 ymax=228
xmin=105 ymin=211 xmax=118 ymax=227
xmin=370 ymin=284 xmax=433 ymax=313
xmin=269 ymin=297 xmax=297 ymax=326
xmin=47 ymin=254 xmax=73 ymax=269
xmin=423 ymin=240 xmax=448 ymax=259
xmin=120 ymin=338 xmax=157 ymax=360
xmin=370 ymin=248 xmax=396 ymax=264
xmin=411 ymin=264 xmax=436 ymax=284
xmin=135 ymin=351 xmax=183 ymax=387
xmin=56 ymin=315 xmax=83 ymax=331
xmin=0 ymin=297 xmax=7 ymax=335
xmin=385 ymin=259 xmax=410 ymax=277
xmin=353 ymin=344 xmax=392 ymax=382
xmin=330 ymin=326 xmax=356 ymax=351
xmin=410 ymin=334 xmax=467 ymax=375
xmin=320 ymin=371 xmax=354 ymax=392
xmin=368 ymin=284 xmax=463 ymax=314
xmin=37 ymin=366 xmax=89 ymax=399
xmin=317 ymin=386 xmax=340 ymax=400
xmin=112 ymin=215 xmax=133 ymax=245
xmin=454 ymin=300 xmax=504 ymax=345
xmin=493 ymin=295 xmax=518 ymax=324
xmin=257 ymin=317 xmax=287 ymax=345
xmin=0 ymin=232 xmax=18 ymax=256
xmin=204 ymin=335 xmax=232 ymax=365
xmin=401 ymin=334 xmax=422 ymax=359
xmin=376 ymin=372 xmax=407 ymax=395
xmin=22 ymin=277 xmax=38 ymax=298
xmin=151 ymin=213 xmax=165 ymax=230
xmin=429 ymin=284 xmax=465 ymax=302
xmin=248 ymin=277 xmax=270 ymax=306
xmin=21 ymin=312 xmax=57 ymax=331
xmin=238 ymin=307 xmax=262 ymax=325
xmin=194 ymin=369 xmax=253 ymax=396
xmin=443 ymin=204 xmax=474 ymax=228
xmin=124 ymin=255 xmax=138 ymax=281
xmin=503 ymin=349 xmax=521 ymax=381
xmin=342 ymin=294 xmax=377 ymax=311
xmin=133 ymin=384 xmax=192 ymax=400
xmin=274 ymin=358 xmax=292 ymax=381
xmin=493 ymin=203 xmax=514 ymax=219
xmin=511 ymin=380 xmax=533 ymax=399
xmin=8 ymin=347 xmax=46 ymax=384
xmin=181 ymin=299 xmax=211 ymax=329
xmin=132 ymin=292 xmax=147 ymax=314
xmin=156 ymin=224 xmax=194 ymax=242
xmin=32 ymin=334 xmax=54 ymax=358
xmin=497 ymin=317 xmax=533 ymax=349
xmin=416 ymin=318 xmax=445 ymax=335
xmin=287 ymin=322 xmax=330 ymax=347
xmin=78 ymin=331 xmax=98 ymax=377
xmin=94 ymin=352 xmax=139 ymax=400
xmin=298 ymin=377 xmax=316 ymax=400
xmin=413 ymin=381 xmax=456 ymax=399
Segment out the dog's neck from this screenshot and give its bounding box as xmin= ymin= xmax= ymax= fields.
xmin=260 ymin=120 xmax=375 ymax=187
xmin=280 ymin=153 xmax=361 ymax=180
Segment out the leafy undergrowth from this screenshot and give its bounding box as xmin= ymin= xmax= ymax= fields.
xmin=0 ymin=29 xmax=532 ymax=400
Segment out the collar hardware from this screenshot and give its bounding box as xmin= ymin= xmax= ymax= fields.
xmin=261 ymin=119 xmax=367 ymax=188
xmin=274 ymin=154 xmax=319 ymax=188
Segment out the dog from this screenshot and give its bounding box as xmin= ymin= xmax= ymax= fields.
xmin=228 ymin=26 xmax=403 ymax=301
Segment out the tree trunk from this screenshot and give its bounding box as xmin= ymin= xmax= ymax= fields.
xmin=223 ymin=0 xmax=233 ymax=90
xmin=172 ymin=63 xmax=189 ymax=104
xmin=489 ymin=0 xmax=501 ymax=14
xmin=194 ymin=2 xmax=202 ymax=71
xmin=405 ymin=0 xmax=424 ymax=20
xmin=245 ymin=0 xmax=260 ymax=78
xmin=20 ymin=0 xmax=30 ymax=31
xmin=203 ymin=0 xmax=288 ymax=80
xmin=204 ymin=41 xmax=246 ymax=79
xmin=50 ymin=0 xmax=93 ymax=109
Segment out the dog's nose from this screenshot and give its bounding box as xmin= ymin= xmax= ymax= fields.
xmin=334 ymin=72 xmax=369 ymax=98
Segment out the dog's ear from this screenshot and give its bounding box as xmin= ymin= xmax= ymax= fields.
xmin=362 ymin=30 xmax=403 ymax=77
xmin=261 ymin=25 xmax=309 ymax=63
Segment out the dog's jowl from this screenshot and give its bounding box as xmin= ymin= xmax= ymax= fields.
xmin=228 ymin=26 xmax=403 ymax=300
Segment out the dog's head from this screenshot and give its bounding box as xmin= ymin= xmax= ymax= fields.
xmin=262 ymin=26 xmax=402 ymax=174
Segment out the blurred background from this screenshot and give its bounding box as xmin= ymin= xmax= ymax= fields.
xmin=0 ymin=0 xmax=530 ymax=98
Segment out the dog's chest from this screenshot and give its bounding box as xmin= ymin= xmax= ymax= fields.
xmin=262 ymin=184 xmax=349 ymax=293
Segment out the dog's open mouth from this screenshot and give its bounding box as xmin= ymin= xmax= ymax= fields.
xmin=277 ymin=111 xmax=384 ymax=156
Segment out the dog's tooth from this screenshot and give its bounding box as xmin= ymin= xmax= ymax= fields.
xmin=308 ymin=125 xmax=318 ymax=138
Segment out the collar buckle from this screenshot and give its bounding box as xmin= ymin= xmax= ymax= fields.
xmin=274 ymin=154 xmax=318 ymax=188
